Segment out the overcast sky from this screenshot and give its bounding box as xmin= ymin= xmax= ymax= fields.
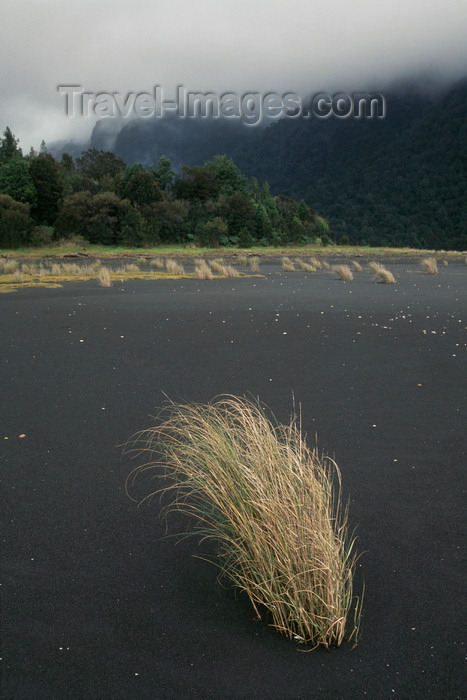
xmin=1 ymin=0 xmax=466 ymax=151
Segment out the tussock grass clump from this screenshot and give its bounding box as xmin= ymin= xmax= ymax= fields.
xmin=126 ymin=396 xmax=362 ymax=649
xmin=373 ymin=266 xmax=396 ymax=284
xmin=333 ymin=265 xmax=353 ymax=281
xmin=351 ymin=260 xmax=363 ymax=272
xmin=281 ymin=257 xmax=295 ymax=271
xmin=224 ymin=264 xmax=240 ymax=277
xmin=194 ymin=260 xmax=213 ymax=279
xmin=321 ymin=260 xmax=331 ymax=271
xmin=421 ymin=257 xmax=438 ymax=275
xmin=309 ymin=257 xmax=322 ymax=269
xmin=97 ymin=266 xmax=112 ymax=287
xmin=210 ymin=260 xmax=226 ymax=274
xmin=249 ymin=256 xmax=260 ymax=273
xmin=237 ymin=255 xmax=248 ymax=266
xmin=2 ymin=259 xmax=19 ymax=273
xmin=50 ymin=263 xmax=63 ymax=276
xmin=165 ymin=259 xmax=185 ymax=275
xmin=295 ymin=258 xmax=316 ymax=272
xmin=150 ymin=257 xmax=165 ymax=269
xmin=368 ymin=261 xmax=383 ymax=273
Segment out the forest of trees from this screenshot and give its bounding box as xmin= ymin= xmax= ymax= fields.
xmin=228 ymin=79 xmax=467 ymax=250
xmin=80 ymin=78 xmax=466 ymax=251
xmin=0 ymin=127 xmax=331 ymax=249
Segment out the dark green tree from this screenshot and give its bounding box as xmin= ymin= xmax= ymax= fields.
xmin=0 ymin=194 xmax=32 ymax=247
xmin=76 ymin=148 xmax=126 ymax=182
xmin=29 ymin=154 xmax=62 ymax=224
xmin=0 ymin=158 xmax=37 ymax=206
xmin=204 ymin=155 xmax=247 ymax=196
xmin=0 ymin=127 xmax=22 ymax=163
xmin=154 ymin=155 xmax=175 ymax=190
xmin=119 ymin=164 xmax=162 ymax=207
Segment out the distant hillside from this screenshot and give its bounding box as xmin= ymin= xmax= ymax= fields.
xmin=55 ymin=77 xmax=467 ymax=250
xmin=228 ymin=79 xmax=467 ymax=249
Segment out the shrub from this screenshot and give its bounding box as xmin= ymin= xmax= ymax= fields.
xmin=0 ymin=194 xmax=33 ymax=248
xmin=126 ymin=397 xmax=362 ymax=649
xmin=421 ymin=257 xmax=438 ymax=275
xmin=30 ymin=225 xmax=55 ymax=247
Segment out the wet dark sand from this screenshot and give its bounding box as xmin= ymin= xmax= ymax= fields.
xmin=2 ymin=260 xmax=465 ymax=698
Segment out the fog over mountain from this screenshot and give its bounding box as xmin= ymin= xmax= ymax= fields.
xmin=1 ymin=1 xmax=467 ymax=152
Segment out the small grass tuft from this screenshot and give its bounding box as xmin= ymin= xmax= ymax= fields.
xmin=249 ymin=257 xmax=260 ymax=273
xmin=97 ymin=266 xmax=112 ymax=287
xmin=210 ymin=260 xmax=227 ymax=275
xmin=165 ymin=259 xmax=185 ymax=275
xmin=351 ymin=260 xmax=363 ymax=272
xmin=333 ymin=265 xmax=353 ymax=281
xmin=281 ymin=257 xmax=295 ymax=271
xmin=194 ymin=260 xmax=214 ymax=279
xmin=421 ymin=257 xmax=438 ymax=275
xmin=224 ymin=264 xmax=240 ymax=278
xmin=126 ymin=396 xmax=363 ymax=650
xmin=309 ymin=257 xmax=322 ymax=269
xmin=373 ymin=266 xmax=396 ymax=284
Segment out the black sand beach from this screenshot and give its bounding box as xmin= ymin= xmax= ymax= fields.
xmin=2 ymin=259 xmax=466 ymax=699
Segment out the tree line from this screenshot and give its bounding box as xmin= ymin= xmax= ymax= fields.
xmin=0 ymin=127 xmax=331 ymax=249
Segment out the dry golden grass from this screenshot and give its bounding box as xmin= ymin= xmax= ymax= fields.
xmin=373 ymin=266 xmax=396 ymax=284
xmin=249 ymin=257 xmax=260 ymax=273
xmin=321 ymin=260 xmax=331 ymax=271
xmin=294 ymin=258 xmax=316 ymax=272
xmin=126 ymin=396 xmax=362 ymax=650
xmin=51 ymin=263 xmax=63 ymax=276
xmin=2 ymin=259 xmax=19 ymax=273
xmin=351 ymin=260 xmax=363 ymax=272
xmin=97 ymin=266 xmax=112 ymax=287
xmin=224 ymin=264 xmax=240 ymax=277
xmin=210 ymin=260 xmax=227 ymax=275
xmin=281 ymin=257 xmax=295 ymax=271
xmin=421 ymin=257 xmax=438 ymax=275
xmin=308 ymin=257 xmax=322 ymax=269
xmin=333 ymin=265 xmax=353 ymax=281
xmin=150 ymin=258 xmax=165 ymax=269
xmin=165 ymin=259 xmax=185 ymax=275
xmin=368 ymin=261 xmax=383 ymax=273
xmin=194 ymin=260 xmax=214 ymax=279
